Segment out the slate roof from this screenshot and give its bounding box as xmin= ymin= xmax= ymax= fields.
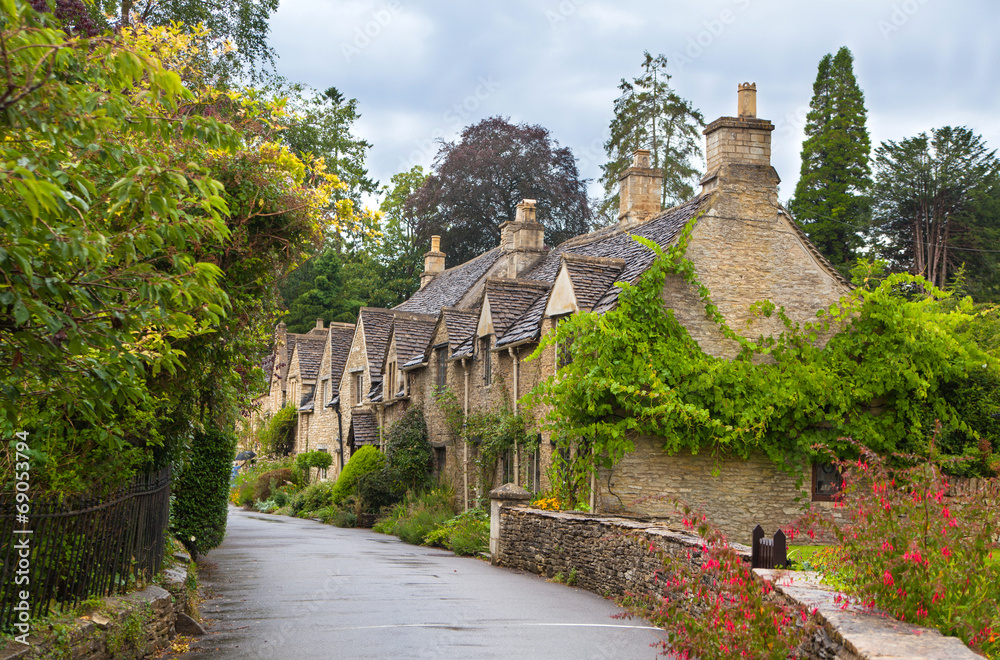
xmin=483 ymin=278 xmax=551 ymax=338
xmin=294 ymin=337 xmax=326 ymax=380
xmin=442 ymin=308 xmax=479 ymax=354
xmin=327 ymin=323 xmax=356 ymax=395
xmin=390 ymin=314 xmax=438 ymax=366
xmin=350 ymin=410 xmax=379 ymax=446
xmin=497 ymin=196 xmax=707 ymax=347
xmin=563 ymin=255 xmax=626 ymax=310
xmin=299 ymin=385 xmax=315 ymax=412
xmin=367 ymin=377 xmax=383 ymax=403
xmin=359 ymin=308 xmax=397 ymax=373
xmin=395 ymin=248 xmax=504 ymax=315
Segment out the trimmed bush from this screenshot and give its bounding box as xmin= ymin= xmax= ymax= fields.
xmin=291 ymin=481 xmax=334 ymax=515
xmin=385 ymin=407 xmax=432 ymax=493
xmin=356 ymin=469 xmax=397 ymax=514
xmin=332 ymin=446 xmax=385 ymax=503
xmin=296 ymin=450 xmax=334 ymax=484
xmin=254 ymin=468 xmax=295 ymax=503
xmin=172 ymin=428 xmax=237 ymax=559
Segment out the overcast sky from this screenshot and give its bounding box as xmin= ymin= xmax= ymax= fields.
xmin=268 ymin=0 xmax=1000 ymax=208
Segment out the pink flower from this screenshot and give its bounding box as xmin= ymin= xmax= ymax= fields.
xmin=883 ymin=570 xmax=894 ymax=586
xmin=941 ymin=546 xmax=952 ymax=558
xmin=881 ymin=541 xmax=895 ymax=552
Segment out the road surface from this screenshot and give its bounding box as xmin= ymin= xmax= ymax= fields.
xmin=178 ymin=506 xmax=665 ymax=659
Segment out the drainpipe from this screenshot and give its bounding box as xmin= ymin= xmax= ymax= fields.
xmin=462 ymin=357 xmax=470 ymax=512
xmin=331 ymin=396 xmax=345 ymax=476
xmin=508 ymin=347 xmax=520 ymax=487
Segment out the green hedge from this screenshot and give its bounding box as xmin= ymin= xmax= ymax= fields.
xmin=332 ymin=445 xmax=385 ymax=503
xmin=172 ymin=428 xmax=237 ymax=559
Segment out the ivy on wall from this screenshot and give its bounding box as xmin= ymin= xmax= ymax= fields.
xmin=525 ymin=218 xmax=1000 ymax=487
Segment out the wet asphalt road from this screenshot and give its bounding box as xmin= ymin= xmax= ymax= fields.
xmin=178 ymin=506 xmax=665 ymax=660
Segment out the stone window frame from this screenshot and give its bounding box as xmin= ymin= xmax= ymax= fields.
xmin=480 ymin=335 xmax=492 ymax=385
xmin=435 ymin=343 xmax=448 ymax=391
xmin=353 ymin=371 xmax=364 ymax=406
xmin=811 ymin=462 xmax=842 ymax=502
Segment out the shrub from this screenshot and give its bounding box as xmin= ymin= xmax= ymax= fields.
xmin=374 ymin=487 xmax=455 ymax=545
xmin=424 ymin=508 xmax=489 ymax=556
xmin=795 ymin=440 xmax=1000 ymax=657
xmin=332 ymin=446 xmax=386 ymax=503
xmin=296 ymin=450 xmax=334 ymax=484
xmin=172 ymin=428 xmax=238 ymax=559
xmin=254 ymin=468 xmax=296 ymax=503
xmin=385 ymin=408 xmax=432 ymax=493
xmin=291 ymin=481 xmax=334 ymax=515
xmin=356 ymin=469 xmax=398 ymax=514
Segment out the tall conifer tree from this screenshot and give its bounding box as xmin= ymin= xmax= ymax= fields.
xmin=791 ymin=47 xmax=872 ymax=272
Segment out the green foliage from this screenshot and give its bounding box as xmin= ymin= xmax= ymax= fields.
xmin=355 ymin=468 xmax=399 ymax=514
xmin=372 ymin=487 xmax=456 ymax=546
xmin=331 ymin=445 xmax=385 ymax=503
xmin=290 ymin=481 xmax=333 ymax=515
xmin=527 ymin=220 xmax=1000 ymax=486
xmin=171 ymin=428 xmax=237 ymax=559
xmin=436 ymin=386 xmax=533 ymax=500
xmin=257 ymin=406 xmax=298 ymax=456
xmin=253 ymin=468 xmax=296 ymax=503
xmin=384 ymin=407 xmax=433 ymax=493
xmin=601 ymin=51 xmax=705 ymax=215
xmin=796 ymin=442 xmax=1000 ymax=657
xmin=870 ymin=126 xmax=999 ymax=291
xmin=791 ymin=46 xmax=872 ymax=272
xmin=295 ymin=450 xmax=333 ymax=484
xmin=423 ymin=508 xmax=489 ymax=556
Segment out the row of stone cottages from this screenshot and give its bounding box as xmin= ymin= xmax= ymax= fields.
xmin=248 ymin=84 xmax=848 ymax=542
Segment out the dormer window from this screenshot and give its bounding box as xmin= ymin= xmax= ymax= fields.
xmin=480 ymin=335 xmax=492 ymax=385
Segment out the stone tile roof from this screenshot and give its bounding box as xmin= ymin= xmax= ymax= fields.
xmin=359 ymin=308 xmax=396 ymax=373
xmin=295 ymin=337 xmax=326 ymax=380
xmin=368 ymin=377 xmax=383 ymax=403
xmin=442 ymin=308 xmax=479 ymax=355
xmin=350 ymin=410 xmax=379 ymax=446
xmin=327 ymin=323 xmax=356 ymax=394
xmin=483 ymin=278 xmax=551 ymax=339
xmin=497 ymin=196 xmax=706 ymax=347
xmin=395 ymin=248 xmax=504 ymax=314
xmin=563 ymin=255 xmax=625 ymax=310
xmin=299 ymin=385 xmax=315 ymax=412
xmin=390 ymin=314 xmax=438 ymax=366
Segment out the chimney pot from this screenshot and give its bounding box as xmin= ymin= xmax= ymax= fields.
xmin=738 ymin=82 xmax=757 ymax=118
xmin=421 ymin=235 xmax=446 ymax=288
xmin=431 ymin=235 xmax=441 ymax=252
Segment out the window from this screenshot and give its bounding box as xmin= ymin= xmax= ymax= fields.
xmin=527 ymin=442 xmax=541 ymax=492
xmin=480 ymin=335 xmax=492 ymax=385
xmin=501 ymin=448 xmax=514 ymax=485
xmin=317 ymin=446 xmax=328 ymax=480
xmin=436 ymin=346 xmax=448 ymax=390
xmin=434 ymin=447 xmax=446 ymax=480
xmin=387 ymin=362 xmax=396 ymax=399
xmin=555 ymin=315 xmax=573 ymax=368
xmin=812 ymin=462 xmax=842 ymax=501
xmin=354 ymin=372 xmax=364 ymax=406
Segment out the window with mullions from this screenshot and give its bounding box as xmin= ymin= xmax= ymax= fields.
xmin=480 ymin=335 xmax=492 ymax=385
xmin=812 ymin=462 xmax=842 ymax=501
xmin=436 ymin=346 xmax=448 ymax=390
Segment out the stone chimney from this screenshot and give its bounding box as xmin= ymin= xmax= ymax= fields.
xmin=499 ymin=199 xmax=545 ymax=277
xmin=700 ymin=82 xmax=778 ymax=196
xmin=618 ymin=149 xmax=663 ymax=227
xmin=420 ymin=235 xmax=446 ymax=289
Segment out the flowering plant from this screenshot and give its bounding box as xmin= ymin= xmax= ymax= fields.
xmin=795 ymin=438 xmax=1000 ymax=657
xmin=624 ymin=505 xmax=819 ymax=659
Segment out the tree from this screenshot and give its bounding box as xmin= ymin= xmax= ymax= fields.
xmin=870 ymin=126 xmax=999 ymax=290
xmin=791 ymin=47 xmax=872 ymax=272
xmin=601 ymin=52 xmax=705 ymax=214
xmin=406 ymin=117 xmax=591 ymax=266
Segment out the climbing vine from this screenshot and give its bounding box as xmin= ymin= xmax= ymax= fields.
xmin=525 ymin=218 xmax=1000 ymax=487
xmin=436 ymin=383 xmax=534 ymax=502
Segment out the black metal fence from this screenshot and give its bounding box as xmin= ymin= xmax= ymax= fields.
xmin=0 ymin=467 xmax=171 ymax=628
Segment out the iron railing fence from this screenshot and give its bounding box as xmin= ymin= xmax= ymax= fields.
xmin=0 ymin=466 xmax=171 ymax=628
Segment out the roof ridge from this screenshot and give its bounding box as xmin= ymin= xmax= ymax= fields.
xmin=485 ymin=277 xmax=551 ymax=291
xmin=562 ymin=254 xmax=626 ymax=267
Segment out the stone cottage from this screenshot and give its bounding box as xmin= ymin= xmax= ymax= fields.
xmin=254 ymin=84 xmax=850 ymax=542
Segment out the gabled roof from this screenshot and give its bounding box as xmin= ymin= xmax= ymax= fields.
xmin=299 ymin=385 xmax=315 ymax=412
xmin=442 ymin=308 xmax=479 ymax=354
xmin=358 ymin=308 xmax=396 ymax=373
xmin=480 ymin=278 xmax=550 ymax=339
xmin=394 ymin=247 xmax=504 ymax=315
xmin=386 ymin=313 xmax=438 ymax=367
xmin=294 ymin=337 xmax=326 ymax=380
xmin=563 ymin=255 xmax=625 ymax=310
xmin=497 ymin=196 xmax=707 ymax=347
xmin=350 ymin=410 xmax=379 ymax=446
xmin=327 ymin=323 xmax=355 ymax=392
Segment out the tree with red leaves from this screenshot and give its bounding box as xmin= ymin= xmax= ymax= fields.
xmin=406 ymin=117 xmax=591 ymax=266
